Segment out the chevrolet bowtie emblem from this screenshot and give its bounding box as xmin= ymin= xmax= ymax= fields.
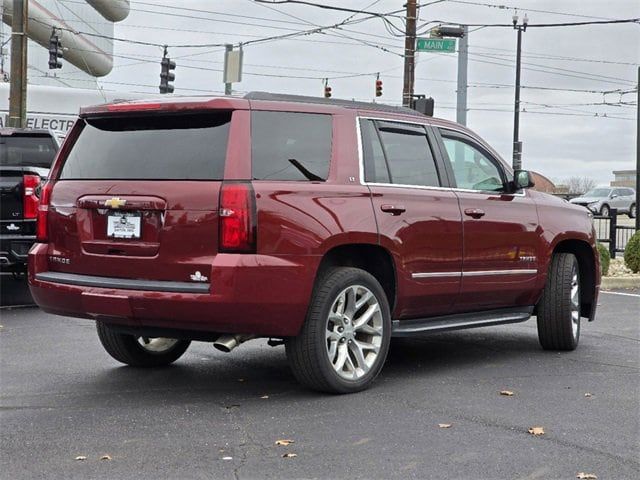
xmin=104 ymin=197 xmax=127 ymax=208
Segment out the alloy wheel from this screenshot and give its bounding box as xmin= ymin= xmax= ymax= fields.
xmin=570 ymin=264 xmax=580 ymax=339
xmin=325 ymin=285 xmax=383 ymax=380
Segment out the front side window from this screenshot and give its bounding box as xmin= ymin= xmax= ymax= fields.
xmin=441 ymin=133 xmax=504 ymax=192
xmin=252 ymin=111 xmax=332 ymax=181
xmin=376 ymin=121 xmax=440 ymax=187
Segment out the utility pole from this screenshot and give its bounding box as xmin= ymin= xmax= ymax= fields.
xmin=456 ymin=25 xmax=468 ymax=126
xmin=512 ymin=14 xmax=528 ymax=171
xmin=8 ymin=0 xmax=28 ymax=128
xmin=636 ymin=67 xmax=640 ymax=232
xmin=402 ymin=0 xmax=417 ymax=107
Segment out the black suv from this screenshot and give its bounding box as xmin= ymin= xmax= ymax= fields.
xmin=1 ymin=128 xmax=59 ymax=274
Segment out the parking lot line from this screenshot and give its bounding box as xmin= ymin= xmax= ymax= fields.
xmin=601 ymin=291 xmax=640 ymax=298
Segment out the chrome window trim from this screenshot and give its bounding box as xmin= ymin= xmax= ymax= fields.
xmin=356 ymin=116 xmax=526 ymax=197
xmin=367 ymin=182 xmax=453 ymax=192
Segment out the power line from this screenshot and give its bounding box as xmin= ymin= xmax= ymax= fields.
xmin=251 ymin=0 xmax=406 ymax=20
xmin=35 ymin=2 xmax=401 ymax=50
xmin=468 ymin=45 xmax=638 ymax=66
xmin=467 ymin=18 xmax=640 ymax=28
xmin=436 ymin=105 xmax=635 ymax=120
xmin=467 ymin=52 xmax=637 ymax=84
xmin=251 ymin=0 xmax=405 ymax=56
xmin=444 ymin=0 xmax=618 ymax=21
xmin=424 ymin=50 xmax=637 ymax=86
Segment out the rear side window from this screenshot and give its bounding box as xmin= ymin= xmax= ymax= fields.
xmin=251 ymin=111 xmax=331 ymax=181
xmin=376 ymin=121 xmax=440 ymax=187
xmin=59 ymin=113 xmax=231 ymax=180
xmin=361 ymin=119 xmax=390 ymax=183
xmin=0 ymin=136 xmax=57 ymax=168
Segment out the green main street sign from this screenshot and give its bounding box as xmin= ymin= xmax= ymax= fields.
xmin=416 ymin=37 xmax=457 ymax=53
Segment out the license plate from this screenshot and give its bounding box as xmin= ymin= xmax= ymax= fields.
xmin=107 ymin=212 xmax=141 ymax=239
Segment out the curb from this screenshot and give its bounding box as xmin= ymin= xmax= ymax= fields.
xmin=601 ymin=276 xmax=640 ymax=289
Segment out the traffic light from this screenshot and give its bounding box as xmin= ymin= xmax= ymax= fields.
xmin=375 ymin=78 xmax=383 ymax=97
xmin=412 ymin=96 xmax=435 ymax=117
xmin=324 ymin=84 xmax=332 ymax=98
xmin=159 ymin=48 xmax=176 ymax=94
xmin=48 ymin=29 xmax=62 ymax=70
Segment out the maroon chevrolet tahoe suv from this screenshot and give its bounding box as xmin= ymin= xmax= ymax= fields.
xmin=28 ymin=92 xmax=600 ymax=393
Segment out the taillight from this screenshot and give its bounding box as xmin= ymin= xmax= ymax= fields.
xmin=23 ymin=174 xmax=41 ymax=219
xmin=36 ymin=182 xmax=53 ymax=242
xmin=219 ymin=182 xmax=256 ymax=253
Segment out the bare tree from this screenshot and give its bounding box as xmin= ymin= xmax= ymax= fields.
xmin=564 ymin=176 xmax=598 ymax=195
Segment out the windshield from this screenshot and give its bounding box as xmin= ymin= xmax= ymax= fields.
xmin=584 ymin=188 xmax=611 ymax=198
xmin=0 ymin=136 xmax=57 ymax=168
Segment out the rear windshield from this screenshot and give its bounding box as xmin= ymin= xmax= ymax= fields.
xmin=59 ymin=113 xmax=231 ymax=180
xmin=0 ymin=136 xmax=57 ymax=168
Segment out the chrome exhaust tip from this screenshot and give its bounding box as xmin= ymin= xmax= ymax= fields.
xmin=213 ymin=334 xmax=254 ymax=353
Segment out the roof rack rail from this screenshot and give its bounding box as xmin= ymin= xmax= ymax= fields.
xmin=243 ymin=91 xmax=426 ymax=118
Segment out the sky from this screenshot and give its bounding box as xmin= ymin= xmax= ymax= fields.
xmin=64 ymin=1 xmax=640 ymax=185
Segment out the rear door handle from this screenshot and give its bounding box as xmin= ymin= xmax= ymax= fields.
xmin=380 ymin=204 xmax=406 ymax=215
xmin=464 ymin=208 xmax=485 ymax=218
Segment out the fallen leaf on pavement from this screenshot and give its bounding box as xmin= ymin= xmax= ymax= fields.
xmin=528 ymin=426 xmax=545 ymax=436
xmin=100 ymin=455 xmax=112 ymax=461
xmin=282 ymin=453 xmax=297 ymax=458
xmin=438 ymin=423 xmax=452 ymax=429
xmin=584 ymin=393 xmax=593 ymax=398
xmin=500 ymin=390 xmax=515 ymax=396
xmin=275 ymin=439 xmax=294 ymax=446
xmin=75 ymin=456 xmax=87 ymax=461
xmin=576 ymin=473 xmax=597 ymax=479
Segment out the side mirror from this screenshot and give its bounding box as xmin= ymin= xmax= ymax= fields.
xmin=513 ymin=170 xmax=535 ymax=190
xmin=610 ymin=193 xmax=618 ymax=199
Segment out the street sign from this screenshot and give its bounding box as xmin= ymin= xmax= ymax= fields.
xmin=416 ymin=37 xmax=457 ymax=53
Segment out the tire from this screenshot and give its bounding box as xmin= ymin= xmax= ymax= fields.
xmin=629 ymin=203 xmax=636 ymax=219
xmin=599 ymin=204 xmax=610 ymax=217
xmin=96 ymin=321 xmax=191 ymax=367
xmin=286 ymin=267 xmax=392 ymax=394
xmin=536 ymin=253 xmax=581 ymax=351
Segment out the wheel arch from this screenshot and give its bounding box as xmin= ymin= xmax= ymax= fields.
xmin=314 ymin=243 xmax=397 ymax=313
xmin=551 ymin=239 xmax=597 ymax=320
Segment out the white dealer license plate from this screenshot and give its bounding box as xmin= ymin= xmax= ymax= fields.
xmin=107 ymin=212 xmax=141 ymax=239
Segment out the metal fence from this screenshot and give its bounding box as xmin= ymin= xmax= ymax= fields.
xmin=593 ymin=208 xmax=637 ymax=258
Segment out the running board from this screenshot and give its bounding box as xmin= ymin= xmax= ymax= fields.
xmin=392 ymin=307 xmax=534 ymax=337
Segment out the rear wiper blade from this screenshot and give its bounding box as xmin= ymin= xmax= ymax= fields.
xmin=288 ymin=158 xmax=323 ymax=182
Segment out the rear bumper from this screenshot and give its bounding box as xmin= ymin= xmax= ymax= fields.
xmin=28 ymin=243 xmax=319 ymax=337
xmin=0 ymin=234 xmax=34 ymax=271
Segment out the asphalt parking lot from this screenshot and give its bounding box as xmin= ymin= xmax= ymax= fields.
xmin=0 ymin=285 xmax=638 ymax=480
